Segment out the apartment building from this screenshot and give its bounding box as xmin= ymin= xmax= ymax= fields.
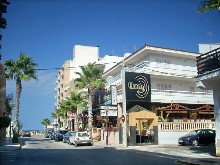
xmin=55 ymin=45 xmax=99 ymax=130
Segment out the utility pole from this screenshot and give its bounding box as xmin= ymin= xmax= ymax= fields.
xmin=122 ymin=59 xmax=128 ymax=147
xmin=106 ymin=108 xmax=109 ymax=145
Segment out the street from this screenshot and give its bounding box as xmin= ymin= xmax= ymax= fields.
xmin=3 ymin=135 xmax=183 ymax=165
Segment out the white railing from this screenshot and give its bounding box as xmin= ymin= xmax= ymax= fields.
xmin=106 ymin=60 xmax=198 ymax=87
xmin=151 ymin=89 xmax=213 ymax=98
xmin=158 ymin=122 xmax=215 ymax=132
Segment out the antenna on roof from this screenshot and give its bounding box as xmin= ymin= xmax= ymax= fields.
xmin=134 ymin=45 xmax=137 ymax=51
xmin=124 ymin=46 xmax=127 ymax=53
xmin=112 ymin=49 xmax=114 ymax=55
xmin=207 ymin=32 xmax=213 ymax=51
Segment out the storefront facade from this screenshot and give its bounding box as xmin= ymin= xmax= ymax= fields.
xmin=100 ymin=44 xmax=214 ymax=146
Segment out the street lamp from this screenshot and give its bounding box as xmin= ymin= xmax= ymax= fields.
xmin=106 ymin=108 xmax=109 ymax=145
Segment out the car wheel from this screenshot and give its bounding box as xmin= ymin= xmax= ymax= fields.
xmin=192 ymin=140 xmax=199 ymax=146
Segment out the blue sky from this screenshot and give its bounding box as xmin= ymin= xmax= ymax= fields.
xmin=1 ymin=0 xmax=220 ymax=130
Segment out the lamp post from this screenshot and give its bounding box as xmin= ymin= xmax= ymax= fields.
xmin=106 ymin=108 xmax=109 ymax=145
xmin=122 ymin=59 xmax=128 ymax=147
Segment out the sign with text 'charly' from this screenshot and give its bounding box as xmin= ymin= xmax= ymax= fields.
xmin=125 ymin=72 xmax=151 ymax=101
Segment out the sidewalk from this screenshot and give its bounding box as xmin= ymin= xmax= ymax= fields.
xmin=0 ymin=137 xmax=21 ymax=164
xmin=93 ymin=140 xmax=220 ymax=165
xmin=0 ymin=137 xmax=21 ymax=150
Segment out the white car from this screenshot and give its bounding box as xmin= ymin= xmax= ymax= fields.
xmin=69 ymin=132 xmax=93 ymax=147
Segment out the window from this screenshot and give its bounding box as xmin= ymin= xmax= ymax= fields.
xmin=156 ymin=84 xmax=172 ymax=95
xmin=156 ymin=59 xmax=171 ymax=68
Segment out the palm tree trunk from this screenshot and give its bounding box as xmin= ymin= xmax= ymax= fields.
xmin=12 ymin=80 xmax=22 ymax=143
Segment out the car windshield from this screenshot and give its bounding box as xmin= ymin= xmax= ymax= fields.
xmin=186 ymin=130 xmax=199 ymax=136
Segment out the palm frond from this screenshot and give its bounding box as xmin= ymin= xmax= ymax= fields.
xmin=199 ymin=0 xmax=220 ymax=13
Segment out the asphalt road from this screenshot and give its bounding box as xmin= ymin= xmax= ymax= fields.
xmin=7 ymin=135 xmax=184 ymax=165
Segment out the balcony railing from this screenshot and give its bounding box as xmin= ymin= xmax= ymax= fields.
xmin=151 ymin=89 xmax=212 ymax=98
xmin=197 ymin=47 xmax=220 ymax=75
xmin=106 ymin=60 xmax=197 ymax=88
xmin=158 ymin=122 xmax=215 ymax=132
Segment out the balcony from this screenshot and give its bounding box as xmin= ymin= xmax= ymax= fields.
xmin=106 ymin=60 xmax=197 ymax=88
xmin=197 ymin=47 xmax=220 ymax=75
xmin=115 ymin=88 xmax=213 ymax=104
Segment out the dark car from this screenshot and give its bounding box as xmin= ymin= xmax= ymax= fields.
xmin=50 ymin=130 xmax=58 ymax=140
xmin=63 ymin=131 xmax=76 ymax=143
xmin=54 ymin=130 xmax=68 ymax=141
xmin=44 ymin=128 xmax=54 ymax=138
xmin=178 ymin=129 xmax=215 ymax=146
xmin=22 ymin=132 xmax=31 ymax=137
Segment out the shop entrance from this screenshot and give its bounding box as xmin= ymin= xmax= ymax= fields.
xmin=136 ymin=118 xmax=154 ymax=144
xmin=128 ymin=107 xmax=158 ymax=146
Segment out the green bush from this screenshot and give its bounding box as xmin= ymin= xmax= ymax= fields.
xmin=0 ymin=116 xmax=11 ymax=129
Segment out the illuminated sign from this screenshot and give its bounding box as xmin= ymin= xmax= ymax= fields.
xmin=125 ymin=72 xmax=151 ymax=101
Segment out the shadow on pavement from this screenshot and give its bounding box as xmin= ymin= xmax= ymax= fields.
xmin=189 ymin=144 xmax=216 ymax=156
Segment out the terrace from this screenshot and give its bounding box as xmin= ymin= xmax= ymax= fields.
xmin=197 ymin=47 xmax=220 ymax=75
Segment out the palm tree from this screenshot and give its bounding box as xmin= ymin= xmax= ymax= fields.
xmin=4 ymin=53 xmax=37 ymax=143
xmin=51 ymin=111 xmax=59 ymax=120
xmin=199 ymin=0 xmax=220 ymax=13
xmin=51 ymin=110 xmax=60 ymax=129
xmin=66 ymin=92 xmax=85 ymax=131
xmin=41 ymin=118 xmax=51 ymax=128
xmin=56 ymin=100 xmax=69 ymax=129
xmin=66 ymin=92 xmax=85 ymax=112
xmin=75 ymin=63 xmax=105 ymax=136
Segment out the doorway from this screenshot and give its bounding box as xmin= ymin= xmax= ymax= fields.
xmin=128 ymin=109 xmax=158 ymax=145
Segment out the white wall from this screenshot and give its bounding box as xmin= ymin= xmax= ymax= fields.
xmin=158 ymin=131 xmax=189 ymax=145
xmin=148 ymin=54 xmax=197 ymax=78
xmin=73 ymin=45 xmax=99 ymax=66
xmin=199 ymin=44 xmax=220 ymax=54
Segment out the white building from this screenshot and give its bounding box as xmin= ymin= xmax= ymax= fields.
xmin=198 ymin=43 xmax=220 ymax=54
xmin=100 ymin=44 xmax=214 ymax=146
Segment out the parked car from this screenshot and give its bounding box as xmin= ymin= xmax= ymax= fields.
xmin=69 ymin=132 xmax=93 ymax=147
xmin=54 ymin=130 xmax=68 ymax=141
xmin=44 ymin=128 xmax=54 ymax=138
xmin=22 ymin=131 xmax=31 ymax=137
xmin=178 ymin=129 xmax=215 ymax=146
xmin=50 ymin=130 xmax=58 ymax=140
xmin=63 ymin=131 xmax=76 ymax=143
